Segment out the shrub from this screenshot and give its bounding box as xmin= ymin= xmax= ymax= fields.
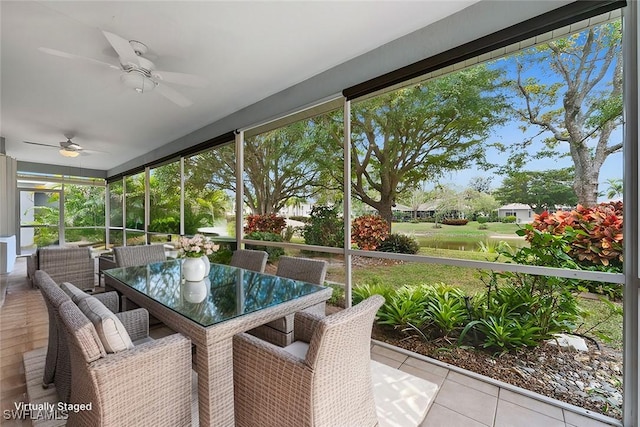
xmin=441 ymin=218 xmax=469 ymax=226
xmin=477 ymin=216 xmax=489 ymax=224
xmin=243 ymin=214 xmax=286 ymax=235
xmin=460 ymin=274 xmax=580 ymax=351
xmin=463 ymin=237 xmax=583 ymax=350
xmin=502 ymin=215 xmax=517 ymax=223
xmin=352 ymin=281 xmax=396 ymax=305
xmin=351 ymin=215 xmax=389 ymax=250
xmin=422 ymin=284 xmax=467 ymax=338
xmin=527 ymin=201 xmax=623 ymax=269
xmin=377 ymin=285 xmax=430 ymax=329
xmin=477 ymin=239 xmax=511 ymax=255
xmin=149 ymin=216 xmax=179 ymax=233
xmin=302 ymin=205 xmax=345 ymax=248
xmin=375 ymin=283 xmax=468 ymax=339
xmin=327 ymin=283 xmax=346 ymax=307
xmin=365 ymin=264 xmax=581 ymax=351
xmin=378 ymin=233 xmax=420 ymax=254
xmin=210 ymin=247 xmax=232 ymax=265
xmin=245 ymin=231 xmax=285 ymax=260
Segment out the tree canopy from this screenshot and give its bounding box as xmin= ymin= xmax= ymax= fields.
xmin=493 ymin=168 xmax=577 ymax=213
xmin=506 ymin=22 xmax=622 ymax=206
xmin=324 ymin=66 xmax=508 ymax=224
xmin=187 ymin=122 xmax=340 ymax=215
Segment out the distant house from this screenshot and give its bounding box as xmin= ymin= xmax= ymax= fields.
xmin=497 ymin=203 xmax=534 ymax=223
xmin=278 ymin=202 xmax=314 ymax=218
xmin=392 ymin=201 xmax=467 ymax=221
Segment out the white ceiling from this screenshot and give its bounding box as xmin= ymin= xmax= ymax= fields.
xmin=1 ymin=1 xmax=480 ymax=172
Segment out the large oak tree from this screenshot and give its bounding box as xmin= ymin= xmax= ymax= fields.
xmin=190 ymin=121 xmax=339 ymax=215
xmin=339 ymin=66 xmax=507 ymax=224
xmin=509 ymin=22 xmax=622 ymax=207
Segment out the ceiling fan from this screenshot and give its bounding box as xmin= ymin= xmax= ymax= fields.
xmin=23 ymin=135 xmax=89 ymax=158
xmin=39 ymin=30 xmax=208 ymax=107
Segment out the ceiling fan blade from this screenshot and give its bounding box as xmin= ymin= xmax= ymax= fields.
xmin=152 ymin=70 xmax=208 ymax=88
xmin=155 ymin=84 xmax=192 ymax=108
xmin=23 ymin=141 xmax=58 ymax=148
xmin=102 ymin=30 xmax=140 ymax=67
xmin=75 ymin=149 xmax=90 ymax=156
xmin=38 ymin=47 xmax=120 ymax=70
xmin=82 ymin=149 xmax=107 ymax=155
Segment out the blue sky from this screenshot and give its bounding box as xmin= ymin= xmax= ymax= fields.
xmin=436 ymin=23 xmax=623 ymax=202
xmin=438 ymin=125 xmax=623 ymax=200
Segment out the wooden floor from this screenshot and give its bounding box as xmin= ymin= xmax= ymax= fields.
xmin=1 ymin=257 xmax=48 ymax=426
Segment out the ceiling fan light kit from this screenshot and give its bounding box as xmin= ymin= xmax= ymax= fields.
xmin=121 ymin=71 xmax=156 ymax=93
xmin=59 ymin=148 xmax=79 ymax=158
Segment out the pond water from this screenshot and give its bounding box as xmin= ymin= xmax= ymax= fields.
xmin=417 ymin=236 xmax=528 ymax=252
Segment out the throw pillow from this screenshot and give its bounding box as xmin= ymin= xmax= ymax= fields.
xmin=76 ymin=296 xmax=134 ymax=353
xmin=60 ymin=282 xmax=91 ymax=304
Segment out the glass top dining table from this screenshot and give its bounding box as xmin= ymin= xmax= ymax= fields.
xmin=104 ymin=259 xmax=326 ymax=327
xmin=103 ymin=259 xmax=332 ymax=427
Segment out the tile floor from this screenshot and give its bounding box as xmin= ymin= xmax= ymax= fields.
xmin=0 ymin=257 xmax=624 ymax=427
xmin=370 ymin=343 xmax=621 ymax=427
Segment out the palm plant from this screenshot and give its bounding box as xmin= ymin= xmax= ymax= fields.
xmin=606 ymin=178 xmax=623 ymax=200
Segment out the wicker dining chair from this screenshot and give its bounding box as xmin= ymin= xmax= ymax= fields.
xmin=248 ymin=256 xmax=328 ymax=346
xmin=276 ymin=256 xmax=327 ymax=285
xmin=113 ymin=245 xmax=166 ymax=268
xmin=57 ymin=299 xmax=192 ymax=427
xmin=29 ymin=247 xmax=96 ymax=290
xmin=35 ymin=270 xmax=119 ymax=402
xmin=233 ymin=294 xmax=384 ymax=427
xmin=230 ymin=249 xmax=268 ymax=272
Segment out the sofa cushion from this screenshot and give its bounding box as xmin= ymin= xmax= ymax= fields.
xmin=76 ymin=296 xmax=134 ymax=353
xmin=60 ymin=282 xmax=91 ymax=304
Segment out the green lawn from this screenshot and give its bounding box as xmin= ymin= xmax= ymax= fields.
xmin=576 ymin=298 xmax=623 ymax=350
xmin=351 ymin=261 xmax=488 ymax=295
xmin=292 ymin=220 xmax=523 ymax=247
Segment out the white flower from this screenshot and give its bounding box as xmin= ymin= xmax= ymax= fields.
xmin=178 ymin=234 xmax=214 ymax=258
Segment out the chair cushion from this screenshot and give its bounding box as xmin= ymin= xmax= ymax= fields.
xmin=283 ymin=341 xmax=309 ymax=359
xmin=76 ymin=296 xmax=134 ymax=353
xmin=60 ymin=282 xmax=91 ymax=304
xmin=132 ymin=336 xmax=154 ymax=346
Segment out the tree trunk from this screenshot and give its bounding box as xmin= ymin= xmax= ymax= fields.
xmin=378 ymin=202 xmax=394 ymax=229
xmin=355 ymin=192 xmax=395 ymax=230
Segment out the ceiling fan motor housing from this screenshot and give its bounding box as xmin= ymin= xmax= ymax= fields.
xmin=121 ymin=54 xmax=157 ymax=93
xmin=129 ymin=40 xmax=148 ymax=56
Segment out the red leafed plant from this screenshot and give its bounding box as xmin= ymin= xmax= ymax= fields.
xmin=351 ymin=215 xmax=390 ymax=251
xmin=244 ymin=214 xmax=287 ymax=235
xmin=527 ymin=201 xmax=623 ymax=267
